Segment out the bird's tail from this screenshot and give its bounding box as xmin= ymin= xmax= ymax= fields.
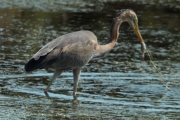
xmin=25 ymin=56 xmax=47 ymax=72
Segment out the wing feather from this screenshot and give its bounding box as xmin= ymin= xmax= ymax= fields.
xmin=25 ymin=30 xmax=97 ymax=72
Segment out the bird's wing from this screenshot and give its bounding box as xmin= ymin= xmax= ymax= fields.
xmin=33 ymin=30 xmax=97 ymax=60
xmin=55 ymin=39 xmax=97 ymax=70
xmin=25 ymin=30 xmax=97 ymax=72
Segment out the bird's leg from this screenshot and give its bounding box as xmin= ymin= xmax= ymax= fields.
xmin=73 ymin=68 xmax=81 ymax=100
xmin=44 ymin=70 xmax=62 ymax=93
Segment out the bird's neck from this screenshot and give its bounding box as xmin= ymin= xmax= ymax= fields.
xmin=95 ymin=17 xmax=122 ymax=57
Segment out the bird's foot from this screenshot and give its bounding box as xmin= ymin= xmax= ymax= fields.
xmin=72 ymin=99 xmax=80 ymax=107
xmin=44 ymin=91 xmax=50 ymax=98
xmin=73 ymin=92 xmax=78 ymax=100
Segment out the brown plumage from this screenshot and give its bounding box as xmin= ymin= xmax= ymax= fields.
xmin=25 ymin=9 xmax=146 ymax=100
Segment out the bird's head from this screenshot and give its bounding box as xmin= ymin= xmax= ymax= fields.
xmin=116 ymin=9 xmax=146 ymax=60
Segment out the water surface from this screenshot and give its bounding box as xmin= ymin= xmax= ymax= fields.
xmin=0 ymin=0 xmax=180 ymax=119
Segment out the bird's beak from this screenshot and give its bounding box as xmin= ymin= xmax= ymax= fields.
xmin=132 ymin=22 xmax=146 ymax=60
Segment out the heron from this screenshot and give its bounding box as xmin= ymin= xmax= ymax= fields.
xmin=25 ymin=9 xmax=146 ymax=100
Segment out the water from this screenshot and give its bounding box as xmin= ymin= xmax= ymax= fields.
xmin=0 ymin=0 xmax=180 ymax=119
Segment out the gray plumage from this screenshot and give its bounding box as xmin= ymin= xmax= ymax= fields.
xmin=25 ymin=30 xmax=97 ymax=72
xmin=25 ymin=9 xmax=146 ymax=100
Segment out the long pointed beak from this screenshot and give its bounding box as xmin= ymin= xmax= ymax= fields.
xmin=133 ymin=24 xmax=146 ymax=60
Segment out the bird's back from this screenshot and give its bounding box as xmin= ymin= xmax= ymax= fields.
xmin=25 ymin=30 xmax=98 ymax=72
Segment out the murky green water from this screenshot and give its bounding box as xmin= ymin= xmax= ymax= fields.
xmin=0 ymin=0 xmax=180 ymax=119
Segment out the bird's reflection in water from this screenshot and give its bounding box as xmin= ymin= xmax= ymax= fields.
xmin=44 ymin=91 xmax=80 ymax=107
xmin=43 ymin=92 xmax=80 ymax=113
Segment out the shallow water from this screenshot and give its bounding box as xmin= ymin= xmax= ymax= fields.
xmin=0 ymin=0 xmax=180 ymax=119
